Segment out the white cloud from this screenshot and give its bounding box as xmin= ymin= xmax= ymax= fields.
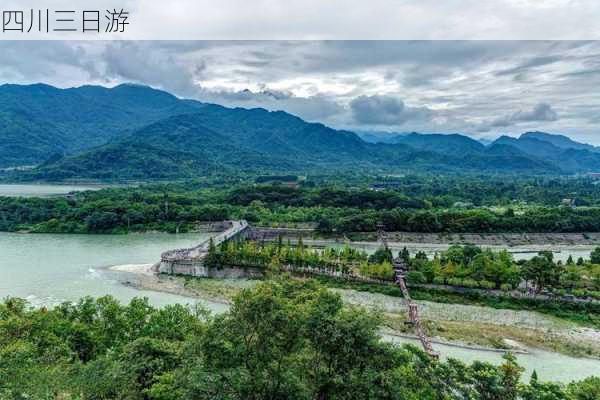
xmin=0 ymin=40 xmax=599 ymax=143
xmin=350 ymin=95 xmax=433 ymax=126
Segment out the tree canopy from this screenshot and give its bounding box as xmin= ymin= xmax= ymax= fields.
xmin=1 ymin=280 xmax=598 ymax=399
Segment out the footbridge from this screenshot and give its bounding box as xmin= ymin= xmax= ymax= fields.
xmin=393 ymin=258 xmax=438 ymax=358
xmin=379 ymin=223 xmax=438 ymax=358
xmin=157 ymin=220 xmax=250 ymax=275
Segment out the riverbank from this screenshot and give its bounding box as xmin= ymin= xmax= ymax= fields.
xmin=110 ymin=264 xmax=600 ymax=359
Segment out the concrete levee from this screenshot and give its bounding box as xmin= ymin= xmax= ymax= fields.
xmin=159 ymin=220 xmax=261 ymax=278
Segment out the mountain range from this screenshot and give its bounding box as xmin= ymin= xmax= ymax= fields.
xmin=0 ymin=83 xmax=598 ymax=181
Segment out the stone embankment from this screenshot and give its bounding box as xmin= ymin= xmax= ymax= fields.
xmin=157 ymin=220 xmax=251 ymax=277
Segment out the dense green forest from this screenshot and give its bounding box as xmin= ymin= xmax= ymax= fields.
xmin=1 ymin=279 xmax=598 ymax=399
xmin=3 ymin=175 xmax=600 ymax=234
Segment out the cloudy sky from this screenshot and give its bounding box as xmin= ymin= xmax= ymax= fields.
xmin=2 ymin=40 xmax=600 ymax=143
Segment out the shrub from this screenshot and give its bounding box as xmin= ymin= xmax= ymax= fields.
xmin=479 ymin=280 xmax=496 ymax=289
xmin=406 ymin=271 xmax=426 ymax=284
xmin=462 ymin=278 xmax=478 ymax=288
xmin=500 ymin=283 xmax=512 ymax=292
xmin=433 ymin=276 xmax=446 ymax=285
xmin=447 ymin=278 xmax=463 ymax=287
xmin=360 ymin=261 xmax=395 ymax=281
xmin=566 ymin=376 xmax=600 ymax=400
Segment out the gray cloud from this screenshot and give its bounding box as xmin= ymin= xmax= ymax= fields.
xmin=102 ymin=42 xmax=204 ymax=97
xmin=495 ymin=55 xmax=564 ymax=78
xmin=201 ymin=88 xmax=345 ymax=121
xmin=350 ymin=95 xmax=433 ymax=126
xmin=493 ymin=103 xmax=558 ymax=127
xmin=0 ymin=40 xmax=599 ymax=143
xmin=479 ymin=103 xmax=559 ymax=132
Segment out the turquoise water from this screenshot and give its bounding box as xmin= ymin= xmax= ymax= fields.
xmin=0 ymin=231 xmax=225 ymax=311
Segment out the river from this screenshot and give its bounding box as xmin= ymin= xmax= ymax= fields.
xmin=1 ymin=184 xmax=599 ymax=382
xmin=0 ymin=183 xmax=108 ymax=197
xmin=0 ymin=231 xmax=226 ymax=312
xmin=1 ymin=231 xmax=599 ymax=382
xmin=384 ymin=334 xmax=600 ymax=383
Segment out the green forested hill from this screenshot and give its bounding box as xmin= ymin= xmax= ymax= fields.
xmin=21 ymin=114 xmax=315 ymax=181
xmin=0 ymin=83 xmax=201 ymax=167
xmin=492 ymin=134 xmax=600 ymax=172
xmin=21 ymin=111 xmax=558 ymax=181
xmin=521 ymin=131 xmax=600 ymax=152
xmin=1 ymin=83 xmax=597 ymax=181
xmin=386 ymin=132 xmax=486 ymax=154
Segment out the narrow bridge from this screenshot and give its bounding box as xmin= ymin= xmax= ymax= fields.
xmin=393 ymin=258 xmax=438 ymax=358
xmin=158 ymin=220 xmax=249 ymax=274
xmin=379 ymin=223 xmax=438 ymax=358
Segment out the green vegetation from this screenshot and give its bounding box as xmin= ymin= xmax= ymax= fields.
xmin=205 ymin=238 xmax=368 ymax=277
xmin=206 ymin=236 xmax=600 ymax=301
xmin=3 ymin=84 xmax=600 ymax=180
xmin=407 ymin=245 xmax=600 ymax=297
xmin=1 ymin=279 xmax=598 ymax=399
xmin=0 ymin=83 xmax=198 ymax=169
xmin=5 ymin=175 xmax=600 ymax=234
xmin=407 ymin=245 xmax=520 ymax=289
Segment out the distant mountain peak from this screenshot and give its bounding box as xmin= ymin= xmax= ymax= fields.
xmin=1 ymin=82 xmax=597 ymax=180
xmin=491 ymin=131 xmax=600 ymax=172
xmin=520 ymin=131 xmax=597 ymax=152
